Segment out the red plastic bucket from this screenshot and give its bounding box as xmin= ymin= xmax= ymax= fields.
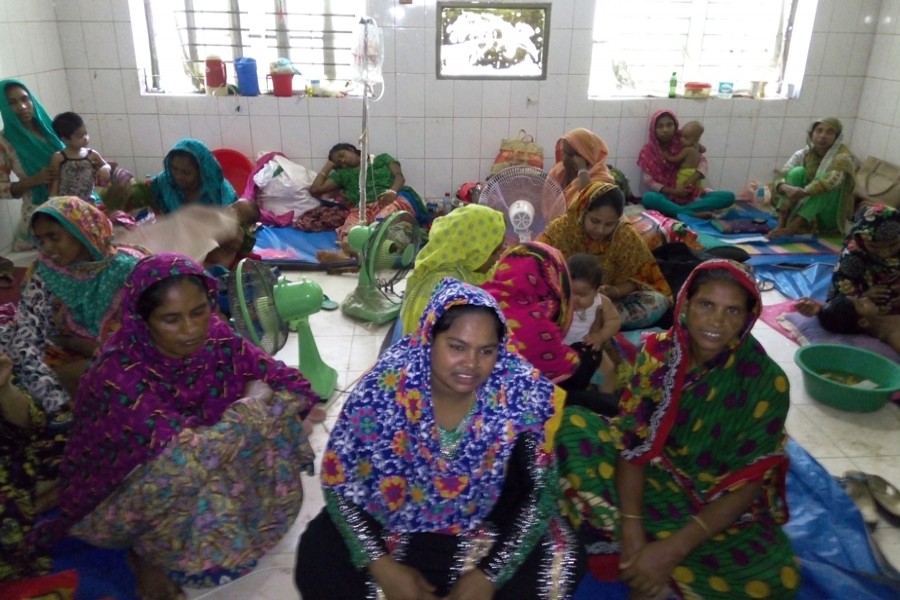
xmin=267 ymin=73 xmax=294 ymax=97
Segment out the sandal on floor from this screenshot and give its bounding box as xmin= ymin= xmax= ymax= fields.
xmin=839 ymin=472 xmax=879 ymax=527
xmin=321 ymin=294 xmax=339 ymax=311
xmin=866 ymin=474 xmax=900 ymax=521
xmin=755 ymin=277 xmax=775 ymax=292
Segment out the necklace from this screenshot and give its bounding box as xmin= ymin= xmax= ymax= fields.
xmin=437 ymin=402 xmax=477 ymax=460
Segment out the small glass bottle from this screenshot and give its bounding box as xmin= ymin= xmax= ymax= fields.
xmin=668 ymin=72 xmax=677 ymax=98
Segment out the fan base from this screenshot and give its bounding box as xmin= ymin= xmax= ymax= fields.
xmin=340 ymin=287 xmax=400 ymax=325
xmin=304 ymin=360 xmax=338 ymax=401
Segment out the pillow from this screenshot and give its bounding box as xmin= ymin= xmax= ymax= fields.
xmin=778 ymin=311 xmax=900 ymax=363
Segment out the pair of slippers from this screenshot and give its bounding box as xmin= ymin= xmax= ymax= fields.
xmin=839 ymin=470 xmax=900 ymax=527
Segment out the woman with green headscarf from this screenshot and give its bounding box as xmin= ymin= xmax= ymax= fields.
xmin=0 ymin=79 xmax=65 ymax=251
xmin=768 ymin=117 xmax=857 ymax=239
xmin=398 ymin=205 xmax=506 ymax=336
xmin=0 ymin=197 xmax=145 ymax=411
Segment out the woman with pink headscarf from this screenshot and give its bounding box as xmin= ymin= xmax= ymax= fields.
xmin=638 ymin=109 xmax=735 ymax=218
xmin=547 ymin=128 xmax=615 ymax=214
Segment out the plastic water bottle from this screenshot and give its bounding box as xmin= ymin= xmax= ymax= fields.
xmin=668 ymin=72 xmax=677 ymax=98
xmin=443 ymin=192 xmax=453 ymax=214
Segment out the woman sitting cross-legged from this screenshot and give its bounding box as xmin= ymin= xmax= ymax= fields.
xmin=556 ymin=259 xmax=799 ymax=599
xmin=31 ymin=253 xmax=320 ymax=600
xmin=638 ymin=109 xmax=735 ymax=219
xmin=295 ymin=278 xmax=585 ymax=600
xmin=768 ymin=117 xmax=857 ymax=239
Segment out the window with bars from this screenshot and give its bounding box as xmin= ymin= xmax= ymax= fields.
xmin=588 ymin=0 xmax=805 ymax=99
xmin=134 ymin=0 xmax=365 ymax=94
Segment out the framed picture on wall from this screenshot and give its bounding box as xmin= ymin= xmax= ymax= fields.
xmin=436 ymin=2 xmax=551 ymax=80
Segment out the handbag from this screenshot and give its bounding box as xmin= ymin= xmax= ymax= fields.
xmin=855 ymin=156 xmax=900 ymax=209
xmin=489 ymin=129 xmax=544 ymax=176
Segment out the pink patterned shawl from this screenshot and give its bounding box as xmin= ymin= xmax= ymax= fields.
xmin=637 ymin=109 xmax=682 ymax=188
xmin=481 ymin=242 xmax=579 ymax=382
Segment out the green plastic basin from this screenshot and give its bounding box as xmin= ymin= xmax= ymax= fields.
xmin=794 ymin=344 xmax=900 ymax=413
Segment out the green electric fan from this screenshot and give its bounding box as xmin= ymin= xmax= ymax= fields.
xmin=228 ymin=258 xmax=337 ymax=399
xmin=341 ymin=210 xmax=420 ymax=324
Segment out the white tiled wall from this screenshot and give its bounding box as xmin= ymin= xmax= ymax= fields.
xmin=1 ymin=0 xmax=898 ymax=252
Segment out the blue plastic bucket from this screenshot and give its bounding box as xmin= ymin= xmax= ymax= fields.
xmin=234 ymin=57 xmax=260 ymax=96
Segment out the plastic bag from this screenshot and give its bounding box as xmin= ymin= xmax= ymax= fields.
xmin=256 ymin=155 xmax=320 ymax=218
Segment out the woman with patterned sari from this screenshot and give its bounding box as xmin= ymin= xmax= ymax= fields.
xmin=768 ymin=117 xmax=857 ymax=239
xmin=556 ymin=259 xmax=799 ymax=599
xmin=0 ymin=351 xmax=68 ymax=582
xmin=0 ymin=196 xmax=145 ymax=410
xmin=539 ymin=182 xmax=672 ymax=329
xmin=827 ymin=203 xmax=899 ymax=313
xmin=638 ymin=109 xmax=735 ymax=219
xmin=547 ymin=128 xmax=615 ymax=214
xmin=33 ymin=253 xmax=318 ymax=600
xmin=399 ymin=204 xmax=506 ymax=336
xmin=481 ymin=241 xmax=580 ymax=383
xmin=296 ymin=279 xmax=584 ymax=600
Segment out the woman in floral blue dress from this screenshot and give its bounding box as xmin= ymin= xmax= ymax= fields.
xmin=295 ymin=279 xmax=584 ymax=599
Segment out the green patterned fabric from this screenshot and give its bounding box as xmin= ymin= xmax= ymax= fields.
xmin=556 ymin=259 xmax=800 ymax=599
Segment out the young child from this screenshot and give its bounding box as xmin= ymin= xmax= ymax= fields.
xmin=563 ymin=253 xmax=621 ymax=396
xmin=662 ymin=120 xmax=705 ymax=199
xmin=49 ymin=111 xmax=111 ymax=203
xmin=796 ymin=294 xmax=900 ymax=353
xmin=203 ymin=199 xmax=261 ymax=270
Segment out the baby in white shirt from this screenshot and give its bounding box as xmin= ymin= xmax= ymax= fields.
xmin=564 ymin=253 xmax=622 ymax=395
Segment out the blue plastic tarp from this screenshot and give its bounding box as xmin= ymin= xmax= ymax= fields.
xmin=753 ymin=262 xmax=836 ymax=301
xmin=252 ymin=225 xmax=339 ymax=267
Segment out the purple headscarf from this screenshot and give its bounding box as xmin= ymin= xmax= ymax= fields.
xmin=52 ymin=253 xmax=316 ymax=529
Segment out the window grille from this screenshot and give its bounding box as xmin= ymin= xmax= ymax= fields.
xmin=588 ymin=0 xmax=799 ymax=98
xmin=138 ymin=0 xmax=364 ymax=94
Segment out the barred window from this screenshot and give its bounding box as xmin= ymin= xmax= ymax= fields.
xmin=133 ymin=0 xmax=365 ymax=94
xmin=589 ymin=0 xmax=810 ymax=98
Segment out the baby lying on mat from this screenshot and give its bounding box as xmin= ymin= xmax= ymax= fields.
xmin=796 ymin=295 xmax=900 ymax=354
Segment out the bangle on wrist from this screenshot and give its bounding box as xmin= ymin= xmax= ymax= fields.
xmin=620 ymin=512 xmax=643 ymax=520
xmin=690 ymin=514 xmax=712 ymax=537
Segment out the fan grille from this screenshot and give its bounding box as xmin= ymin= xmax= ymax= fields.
xmin=227 ymin=260 xmax=289 ymax=354
xmin=478 ymin=165 xmax=565 ymax=242
xmin=364 ymin=212 xmax=420 ymax=293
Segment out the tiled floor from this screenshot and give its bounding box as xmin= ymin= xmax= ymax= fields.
xmin=9 ymin=250 xmax=896 ymax=598
xmin=177 ymin=268 xmax=900 ymax=600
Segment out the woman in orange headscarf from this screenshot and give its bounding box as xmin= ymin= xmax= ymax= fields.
xmin=547 ymin=128 xmax=615 ymax=214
